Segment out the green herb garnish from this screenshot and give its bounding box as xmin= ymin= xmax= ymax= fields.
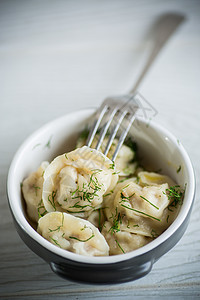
xmin=37 ymin=199 xmax=47 ymax=219
xmin=164 ymin=185 xmax=185 ymax=211
xmin=115 ymin=238 xmax=125 ymax=254
xmin=121 ymin=204 xmax=161 ymax=221
xmin=33 ymin=185 xmax=41 ymax=196
xmin=48 ymin=190 xmax=57 ymax=211
xmin=109 ymin=208 xmax=124 ymax=234
xmin=140 ymin=195 xmax=159 ymax=210
xmin=48 ymin=213 xmax=64 ymax=232
xmin=49 ymin=237 xmax=62 ymax=248
xmin=69 ymin=233 xmax=95 ymax=242
xmin=120 ymin=190 xmax=135 ymax=202
xmin=109 ymin=162 xmax=115 ymax=170
xmin=151 ymin=229 xmax=158 ymax=238
xmin=70 ymin=170 xmax=102 ymax=205
xmin=44 ymin=135 xmax=53 ymax=149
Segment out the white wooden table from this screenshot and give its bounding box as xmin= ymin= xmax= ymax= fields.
xmin=1 ymin=0 xmax=200 ymax=298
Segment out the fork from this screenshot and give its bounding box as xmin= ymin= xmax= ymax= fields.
xmin=86 ymin=94 xmax=139 ymax=161
xmin=86 ymin=13 xmax=185 ymax=161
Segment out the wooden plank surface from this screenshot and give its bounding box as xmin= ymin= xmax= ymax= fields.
xmin=0 ymin=0 xmax=200 ymax=299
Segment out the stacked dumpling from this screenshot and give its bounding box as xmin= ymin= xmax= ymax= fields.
xmin=22 ymin=146 xmax=118 ymax=256
xmin=22 ymin=143 xmax=183 ymax=256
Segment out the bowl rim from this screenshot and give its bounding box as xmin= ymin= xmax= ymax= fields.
xmin=7 ymin=108 xmax=195 ymax=264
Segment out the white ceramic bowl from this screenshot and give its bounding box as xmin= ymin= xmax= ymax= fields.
xmin=7 ymin=108 xmax=195 ymax=284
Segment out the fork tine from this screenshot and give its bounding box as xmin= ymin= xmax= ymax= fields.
xmin=95 ymin=107 xmax=118 ymax=151
xmin=103 ymin=110 xmax=127 ymax=156
xmin=86 ymin=93 xmax=139 ymax=161
xmin=86 ymin=105 xmax=108 ymax=147
xmin=112 ymin=113 xmax=136 ymax=161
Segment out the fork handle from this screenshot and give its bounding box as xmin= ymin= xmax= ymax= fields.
xmin=130 ymin=13 xmax=185 ymax=93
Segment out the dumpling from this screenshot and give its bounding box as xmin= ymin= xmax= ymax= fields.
xmin=86 ymin=208 xmax=105 ymax=230
xmin=37 ymin=212 xmax=109 ymax=256
xmin=104 ymin=177 xmax=173 ymax=238
xmin=138 ymin=171 xmax=175 ymax=187
xmin=42 ymin=146 xmax=118 ymax=218
xmin=22 ymin=161 xmax=49 ymax=222
xmin=113 ymin=180 xmax=169 ymax=220
xmin=101 ymin=221 xmax=151 ymax=255
xmin=76 ymin=134 xmax=137 ymax=176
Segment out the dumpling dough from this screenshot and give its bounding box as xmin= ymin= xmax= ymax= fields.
xmin=22 ymin=161 xmax=49 ymax=222
xmin=101 ymin=221 xmax=151 ymax=255
xmin=76 ymin=135 xmax=136 ymax=176
xmin=104 ymin=177 xmax=174 ymax=238
xmin=42 ymin=146 xmax=118 ymax=217
xmin=138 ymin=171 xmax=175 ymax=187
xmin=38 ymin=212 xmax=109 ymax=256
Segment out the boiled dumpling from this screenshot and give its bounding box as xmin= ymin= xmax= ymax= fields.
xmin=113 ymin=181 xmax=169 ymax=220
xmin=42 ymin=146 xmax=118 ymax=217
xmin=138 ymin=171 xmax=175 ymax=187
xmin=104 ymin=176 xmax=173 ymax=238
xmin=22 ymin=161 xmax=49 ymax=222
xmin=86 ymin=208 xmax=105 ymax=230
xmin=76 ymin=135 xmax=137 ymax=176
xmin=38 ymin=212 xmax=109 ymax=256
xmin=101 ymin=221 xmax=151 ymax=255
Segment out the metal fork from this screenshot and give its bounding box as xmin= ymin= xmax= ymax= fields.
xmin=86 ymin=94 xmax=139 ymax=161
xmin=86 ymin=13 xmax=185 ymax=161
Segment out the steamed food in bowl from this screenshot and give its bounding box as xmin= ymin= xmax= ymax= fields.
xmin=7 ymin=108 xmax=194 ymax=284
xmin=21 ymin=132 xmax=185 ymax=257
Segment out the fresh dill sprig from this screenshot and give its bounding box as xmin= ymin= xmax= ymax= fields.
xmin=33 ymin=185 xmax=41 ymax=196
xmin=37 ymin=199 xmax=47 ymax=219
xmin=109 ymin=162 xmax=115 ymax=170
xmin=44 ymin=135 xmax=53 ymax=149
xmin=48 ymin=213 xmax=64 ymax=232
xmin=164 ymin=185 xmax=185 ymax=211
xmin=120 ymin=190 xmax=135 ymax=203
xmin=108 ymin=208 xmax=126 ymax=254
xmin=104 ymin=190 xmax=114 ymax=197
xmin=166 ymin=214 xmax=170 ymax=223
xmin=121 ymin=204 xmax=161 ymax=221
xmin=140 ymin=195 xmax=159 ymax=210
xmin=47 ymin=190 xmax=57 ymax=211
xmin=109 ymin=208 xmax=124 ymax=234
xmin=69 ymin=201 xmax=94 ymax=210
xmin=115 ymin=238 xmax=125 ymax=254
xmin=70 ymin=170 xmax=102 ymax=205
xmin=69 ymin=231 xmax=95 ymax=242
xmin=49 ymin=237 xmax=62 ymax=248
xmin=117 ymin=178 xmax=127 ymax=184
xmin=151 ymin=229 xmax=158 ymax=238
